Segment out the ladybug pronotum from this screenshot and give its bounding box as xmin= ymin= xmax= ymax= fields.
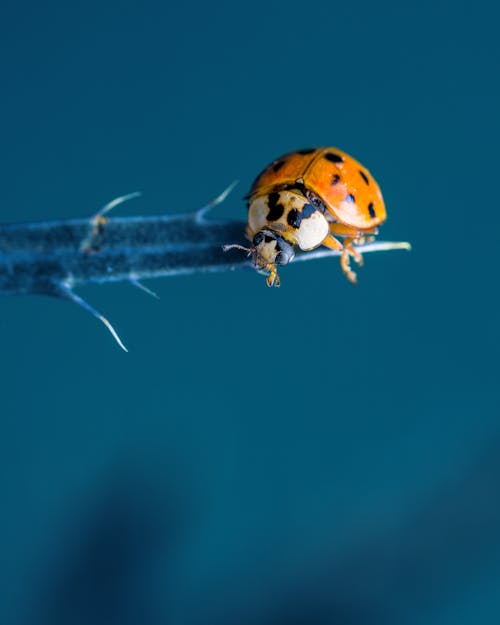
xmin=228 ymin=147 xmax=387 ymax=286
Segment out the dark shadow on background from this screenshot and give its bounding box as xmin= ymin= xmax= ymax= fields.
xmin=23 ymin=439 xmax=500 ymax=625
xmin=216 ymin=438 xmax=500 ymax=625
xmin=33 ymin=468 xmax=186 ymax=625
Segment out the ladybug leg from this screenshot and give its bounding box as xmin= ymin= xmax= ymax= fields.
xmin=328 ymin=223 xmax=378 ymax=240
xmin=328 ymin=223 xmax=365 ymax=265
xmin=321 ymin=234 xmax=343 ymax=251
xmin=328 ymin=223 xmax=379 ymax=274
xmin=343 ymin=237 xmax=364 ymax=267
xmin=340 ymin=247 xmax=358 ymax=285
xmin=321 ymin=234 xmax=357 ymax=284
xmin=265 ymin=263 xmax=280 ymax=287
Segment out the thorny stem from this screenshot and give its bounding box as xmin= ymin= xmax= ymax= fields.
xmin=0 ymin=190 xmax=411 ymax=350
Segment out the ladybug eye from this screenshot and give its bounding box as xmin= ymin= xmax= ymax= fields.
xmin=253 ymin=232 xmax=265 ymax=245
xmin=275 ymin=239 xmax=294 ymax=265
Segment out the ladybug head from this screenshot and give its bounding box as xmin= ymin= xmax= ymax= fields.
xmin=223 ymin=229 xmax=295 ymax=287
xmin=251 ymin=229 xmax=295 ymax=269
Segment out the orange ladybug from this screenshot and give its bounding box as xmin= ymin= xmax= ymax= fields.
xmin=230 ymin=147 xmax=387 ymax=286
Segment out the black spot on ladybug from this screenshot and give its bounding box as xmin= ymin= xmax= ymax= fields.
xmin=359 ymin=170 xmax=370 ymax=185
xmin=287 ymin=209 xmax=302 ymax=228
xmin=331 ymin=174 xmax=341 ymax=185
xmin=368 ymin=202 xmax=376 ymax=218
xmin=302 ymin=204 xmax=316 ymax=219
xmin=285 ymin=180 xmax=307 ymax=196
xmin=253 ymin=231 xmax=264 ymax=245
xmin=273 ymin=160 xmax=286 ymax=173
xmin=305 ymin=189 xmax=327 ymax=214
xmin=324 ymin=152 xmax=344 ymax=164
xmin=268 ymin=192 xmax=280 ymax=209
xmin=296 ymin=148 xmax=316 ymax=155
xmin=346 ymin=193 xmax=356 ymax=203
xmin=267 ymin=198 xmax=285 ymax=222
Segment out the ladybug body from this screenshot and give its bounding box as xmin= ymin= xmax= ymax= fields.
xmin=244 ymin=147 xmax=387 ymax=286
xmin=247 ymin=190 xmax=329 ymax=251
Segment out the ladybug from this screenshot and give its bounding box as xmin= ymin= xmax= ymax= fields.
xmin=228 ymin=147 xmax=387 ymax=286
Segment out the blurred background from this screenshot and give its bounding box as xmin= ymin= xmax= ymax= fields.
xmin=1 ymin=0 xmax=499 ymax=623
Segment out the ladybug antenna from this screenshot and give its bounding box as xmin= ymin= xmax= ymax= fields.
xmin=222 ymin=243 xmax=253 ymax=255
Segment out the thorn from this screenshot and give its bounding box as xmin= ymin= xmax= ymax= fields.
xmin=80 ymin=192 xmax=142 ymax=254
xmin=58 ymin=283 xmax=128 ymax=352
xmin=291 ymin=240 xmax=412 ymax=264
xmin=94 ymin=191 xmax=142 ymax=219
xmin=196 ymin=180 xmax=239 ymax=221
xmin=129 ymin=277 xmax=160 ymax=300
xmin=364 ymin=241 xmax=412 ymax=252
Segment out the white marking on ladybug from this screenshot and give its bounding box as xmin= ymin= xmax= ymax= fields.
xmin=247 ymin=196 xmax=277 ymax=234
xmin=295 ymin=211 xmax=329 ymax=250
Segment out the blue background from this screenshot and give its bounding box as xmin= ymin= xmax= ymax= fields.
xmin=1 ymin=1 xmax=499 ymax=623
